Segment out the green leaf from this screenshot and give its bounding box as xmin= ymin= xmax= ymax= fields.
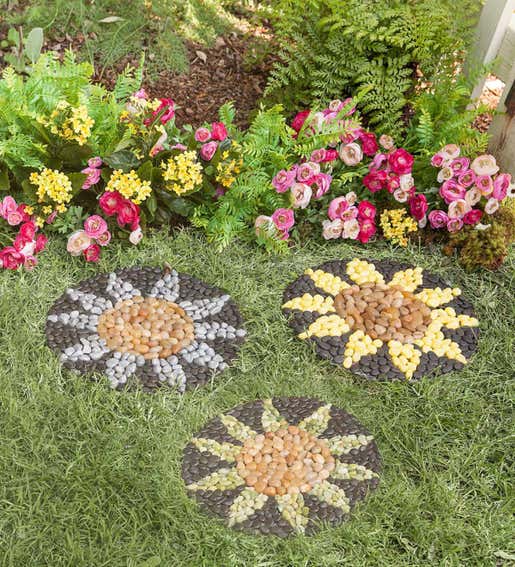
xmin=58 ymin=144 xmax=92 ymax=169
xmin=0 ymin=167 xmax=10 ymax=191
xmin=25 ymin=28 xmax=44 ymax=63
xmin=156 ymin=188 xmax=193 ymax=217
xmin=141 ymin=557 xmax=161 ymax=567
xmin=21 ymin=179 xmax=38 ymax=202
xmin=68 ymin=172 xmax=88 ymax=193
xmin=137 ymin=160 xmax=153 ymax=182
xmin=104 ymin=150 xmax=140 ymax=172
xmin=146 ymin=192 xmax=157 ymax=218
xmin=7 ymin=28 xmax=20 ymax=47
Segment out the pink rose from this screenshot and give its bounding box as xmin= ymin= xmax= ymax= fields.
xmin=83 ymin=243 xmax=101 ymax=263
xmin=357 ymin=219 xmax=376 ymax=243
xmin=358 ymin=130 xmax=378 ymax=156
xmin=393 ymin=189 xmax=409 ymax=203
xmin=428 ymin=210 xmax=449 ymax=229
xmin=342 ymin=219 xmax=360 ymax=240
xmin=133 ymin=88 xmax=148 ymax=100
xmin=363 ymin=170 xmax=387 ymax=193
xmin=484 ymin=198 xmax=499 ymax=215
xmin=312 ymin=173 xmax=332 ymax=198
xmin=386 ymin=173 xmax=400 ymax=193
xmin=399 ymin=174 xmax=414 ymax=192
xmin=117 ymin=200 xmax=140 ymax=231
xmin=200 ymin=141 xmax=218 ymax=161
xmin=446 ymin=217 xmax=463 ymax=233
xmin=409 ymin=194 xmax=428 ymax=221
xmin=0 ymin=195 xmax=17 ymax=218
xmin=290 ymin=183 xmax=312 ymax=209
xmin=194 ymin=127 xmax=211 ymax=143
xmin=450 ymin=157 xmax=470 ymax=175
xmin=379 ymin=134 xmax=395 ymax=151
xmin=339 ymin=142 xmax=363 ymax=166
xmin=88 ymin=157 xmax=103 ymax=168
xmin=388 ymin=148 xmax=414 ymax=175
xmin=345 ymin=191 xmax=357 ymax=205
xmin=463 ymin=209 xmax=482 ymax=225
xmin=211 ymin=122 xmax=228 ymax=141
xmin=310 ymin=148 xmax=326 ymax=163
xmin=471 ymin=154 xmax=499 ymax=176
xmin=291 ymin=110 xmax=311 ymax=133
xmin=99 ymin=191 xmax=124 ymax=216
xmin=35 ymin=233 xmax=48 ymax=254
xmin=84 ymin=215 xmax=108 ymax=239
xmin=14 ymin=234 xmax=35 ymax=256
xmin=431 ymin=152 xmax=447 ymax=168
xmin=448 ymin=199 xmax=470 ymax=219
xmin=437 ymin=166 xmax=454 ymax=183
xmin=328 ymin=197 xmax=349 ymax=220
xmin=6 ymin=210 xmax=24 ymax=226
xmin=475 ymin=175 xmax=493 ymax=196
xmin=81 ymin=167 xmax=102 ymax=190
xmin=465 ymin=187 xmax=481 ymax=206
xmin=322 ymin=149 xmax=338 ymax=162
xmin=154 ymin=98 xmax=175 ymax=125
xmin=0 ymin=246 xmax=24 ymax=270
xmin=439 ymin=180 xmax=466 ymax=204
xmin=19 ymin=221 xmax=36 ymax=242
xmin=441 ymin=144 xmax=460 ymax=160
xmin=493 ymin=173 xmax=511 ymax=201
xmin=254 ymin=215 xmax=273 ymax=236
xmin=129 ymin=227 xmax=143 ymax=245
xmin=271 ymin=208 xmax=295 ymax=232
xmin=369 ymin=153 xmax=387 ymax=171
xmin=340 ymin=206 xmax=358 ymax=221
xmin=357 ymin=200 xmax=376 ymax=221
xmin=322 ymin=219 xmax=344 ymax=240
xmin=296 ymin=162 xmax=320 ymax=184
xmin=67 ymin=230 xmax=92 ymax=256
xmin=458 ymin=169 xmax=476 ymax=188
xmin=96 ymin=230 xmax=111 ymax=246
xmin=272 ymin=169 xmax=296 ymax=193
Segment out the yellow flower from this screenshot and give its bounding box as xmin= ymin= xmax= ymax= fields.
xmin=47 ymin=101 xmax=94 ymax=145
xmin=30 ymin=168 xmax=73 ymax=205
xmin=105 ymin=170 xmax=152 ymax=204
xmin=215 ymin=158 xmax=242 ymax=189
xmin=23 ymin=205 xmax=34 ymax=215
xmin=35 ymin=216 xmax=45 ymax=228
xmin=161 ymin=151 xmax=203 ymax=196
xmin=42 ymin=205 xmax=53 ymax=215
xmin=380 ymin=209 xmax=418 ymax=247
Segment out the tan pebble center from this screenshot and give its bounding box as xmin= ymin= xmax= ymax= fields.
xmin=334 ymin=283 xmax=432 ymax=343
xmin=235 ymin=426 xmax=335 ymax=497
xmin=97 ymin=296 xmax=195 ymax=359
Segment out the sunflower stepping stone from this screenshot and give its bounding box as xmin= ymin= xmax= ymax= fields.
xmin=45 ymin=266 xmax=246 ymax=391
xmin=282 ymin=258 xmax=479 ymax=381
xmin=182 ymin=397 xmax=381 ymax=536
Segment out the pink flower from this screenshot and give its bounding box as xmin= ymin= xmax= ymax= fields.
xmin=458 ymin=169 xmax=476 ymax=188
xmin=386 ymin=173 xmax=400 ymax=193
xmin=439 ymin=180 xmax=466 ymax=203
xmin=379 ymin=134 xmax=395 ymax=150
xmin=393 ymin=189 xmax=409 ymax=203
xmin=35 ymin=233 xmax=48 ymax=253
xmin=0 ymin=246 xmax=24 ymax=270
xmin=471 ymin=154 xmax=499 ymax=176
xmin=296 ymin=162 xmax=320 ymax=184
xmin=493 ymin=173 xmax=511 ymax=200
xmin=211 ymin=122 xmax=228 ymax=141
xmin=194 ymin=127 xmax=211 ymax=143
xmin=0 ymin=195 xmax=17 ymax=218
xmin=84 ymin=215 xmax=108 ymax=239
xmin=129 ymin=227 xmax=143 ymax=245
xmin=447 ymin=217 xmax=463 ymax=233
xmin=463 ymin=209 xmax=482 ymax=225
xmin=441 ymin=144 xmax=460 ymax=160
xmin=271 ymin=208 xmax=295 ymax=232
xmin=14 ymin=234 xmax=35 ymax=256
xmin=6 ymin=210 xmax=24 ymax=226
xmin=117 ymin=200 xmax=140 ymax=231
xmin=437 ymin=166 xmax=454 ymax=183
xmin=363 ymin=170 xmax=387 ymax=192
xmin=81 ymin=167 xmax=102 ymax=190
xmin=475 ymin=175 xmax=493 ymax=196
xmin=214 ymin=186 xmax=226 ymax=200
xmin=399 ymin=174 xmax=414 ymax=192
xmin=322 ymin=219 xmax=344 ymax=240
xmin=328 ymin=197 xmax=349 ymax=220
xmin=310 ymin=148 xmax=326 ymax=163
xmin=465 ymin=187 xmax=481 ymax=206
xmin=291 ymin=110 xmax=311 ymax=133
xmin=322 ymin=149 xmax=339 ymax=162
xmin=450 ymin=157 xmax=470 ymax=175
xmin=83 ymin=243 xmax=101 ymax=263
xmin=149 ymin=130 xmax=168 ymax=157
xmin=345 ymin=191 xmax=357 ymax=205
xmin=340 ymin=206 xmax=358 ymax=221
xmin=312 ymin=173 xmax=332 ymax=198
xmin=154 ymin=98 xmax=175 ymax=125
xmin=254 ymin=215 xmax=273 ymax=236
xmin=96 ymin=230 xmax=111 ymax=246
xmin=428 ymin=210 xmax=449 ymax=229
xmin=409 ymin=194 xmax=428 ymax=221
xmin=88 ymin=157 xmax=103 ymax=169
xmin=358 ymin=131 xmax=378 ymax=156
xmin=133 ymin=88 xmax=148 ymax=100
xmin=448 ymin=199 xmax=470 ymax=219
xmin=200 ymin=141 xmax=218 ymax=161
xmin=67 ymin=230 xmax=92 ymax=256
xmin=339 ymin=142 xmax=363 ymax=166
xmin=342 ymin=219 xmax=360 ymax=240
xmin=369 ymin=153 xmax=387 ymax=171
xmin=99 ymin=191 xmax=124 ymax=216
xmin=171 ymin=143 xmax=187 ymax=151
xmin=431 ymin=152 xmax=448 ymax=168
xmin=357 ymin=220 xmax=376 ymax=243
xmin=18 ymin=221 xmax=36 ymax=242
xmin=484 ymin=198 xmax=499 ymax=215
xmin=357 ymin=200 xmax=376 ymax=221
xmin=46 ymin=211 xmax=58 ymax=224
xmin=388 ymin=148 xmax=414 ymax=175
xmin=272 ymin=169 xmax=296 ymax=193
xmin=290 ymin=183 xmax=312 ymax=209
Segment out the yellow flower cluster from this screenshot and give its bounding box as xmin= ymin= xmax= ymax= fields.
xmin=380 ymin=209 xmax=418 ymax=247
xmin=343 ymin=330 xmax=382 ymax=368
xmin=215 ymin=150 xmax=242 ymax=189
xmin=161 ymin=151 xmax=203 ymax=195
xmin=388 ymin=341 xmax=421 ymax=379
xmin=49 ymin=101 xmax=94 ymax=146
xmin=30 ymin=168 xmax=73 ymax=205
xmin=105 ymin=170 xmax=152 ymax=204
xmin=346 ymin=259 xmax=385 ymax=285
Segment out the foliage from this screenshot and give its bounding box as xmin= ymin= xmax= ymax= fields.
xmin=262 ymin=0 xmax=482 ymax=138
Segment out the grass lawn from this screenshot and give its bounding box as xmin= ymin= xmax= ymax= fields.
xmin=0 ymin=229 xmax=513 ymax=566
